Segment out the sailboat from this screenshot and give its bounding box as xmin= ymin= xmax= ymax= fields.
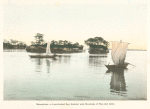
xmin=105 ymin=40 xmax=129 ymax=69
xmin=29 ymin=41 xmax=57 ymax=58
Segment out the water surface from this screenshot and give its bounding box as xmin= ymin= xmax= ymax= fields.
xmin=4 ymin=51 xmax=147 ymax=100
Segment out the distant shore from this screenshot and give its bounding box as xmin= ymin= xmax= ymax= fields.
xmin=127 ymin=49 xmax=147 ymax=51
xmin=109 ymin=49 xmax=147 ymax=51
xmin=3 ymin=48 xmax=147 ymax=52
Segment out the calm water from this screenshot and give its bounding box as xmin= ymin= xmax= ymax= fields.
xmin=4 ymin=50 xmax=147 ymax=100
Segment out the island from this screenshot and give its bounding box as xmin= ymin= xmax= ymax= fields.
xmin=26 ymin=33 xmax=83 ymax=53
xmin=84 ymin=37 xmax=109 ymax=54
xmin=3 ymin=39 xmax=27 ymax=52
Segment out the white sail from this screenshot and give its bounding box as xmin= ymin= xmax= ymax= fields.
xmin=46 ymin=41 xmax=51 ymax=55
xmin=111 ymin=41 xmax=120 ymax=64
xmin=111 ymin=41 xmax=129 ymax=65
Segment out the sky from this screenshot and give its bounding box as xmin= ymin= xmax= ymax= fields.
xmin=2 ymin=0 xmax=147 ymax=49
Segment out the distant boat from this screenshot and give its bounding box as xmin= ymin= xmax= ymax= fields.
xmin=29 ymin=41 xmax=57 ymax=58
xmin=105 ymin=40 xmax=130 ymax=70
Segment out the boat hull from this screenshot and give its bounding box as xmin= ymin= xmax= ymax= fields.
xmin=105 ymin=63 xmax=129 ymax=70
xmin=29 ymin=55 xmax=57 ymax=58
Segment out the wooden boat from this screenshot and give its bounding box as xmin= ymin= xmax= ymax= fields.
xmin=105 ymin=40 xmax=130 ymax=70
xmin=105 ymin=62 xmax=129 ymax=70
xmin=29 ymin=41 xmax=57 ymax=58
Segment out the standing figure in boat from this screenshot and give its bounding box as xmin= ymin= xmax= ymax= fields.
xmin=105 ymin=40 xmax=130 ymax=69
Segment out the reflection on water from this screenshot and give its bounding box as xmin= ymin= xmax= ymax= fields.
xmin=4 ymin=51 xmax=147 ymax=100
xmin=35 ymin=58 xmax=43 ymax=73
xmin=30 ymin=55 xmax=71 ymax=73
xmin=36 ymin=58 xmax=43 ymax=65
xmin=46 ymin=59 xmax=50 ymax=73
xmin=57 ymin=55 xmax=71 ymax=64
xmin=89 ymin=54 xmax=107 ymax=67
xmin=107 ymin=69 xmax=127 ymax=97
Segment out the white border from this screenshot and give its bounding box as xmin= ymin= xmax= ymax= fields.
xmin=0 ymin=0 xmax=149 ymax=109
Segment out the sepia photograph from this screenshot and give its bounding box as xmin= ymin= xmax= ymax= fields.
xmin=1 ymin=0 xmax=149 ymax=109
